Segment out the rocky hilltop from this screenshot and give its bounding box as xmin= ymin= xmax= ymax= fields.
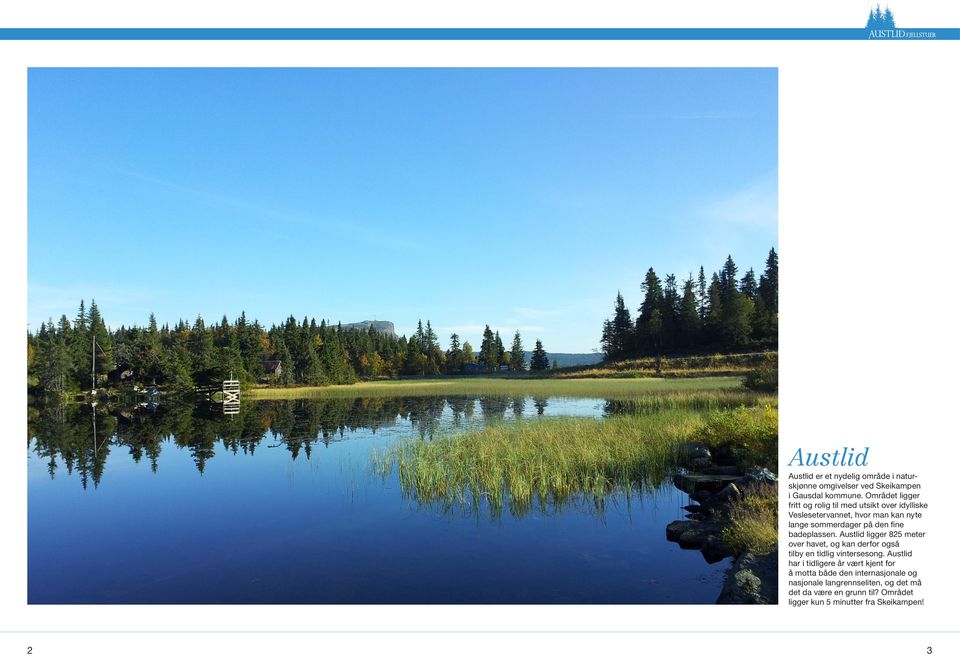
xmin=341 ymin=320 xmax=396 ymax=336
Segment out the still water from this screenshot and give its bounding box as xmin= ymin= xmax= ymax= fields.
xmin=28 ymin=395 xmax=726 ymax=603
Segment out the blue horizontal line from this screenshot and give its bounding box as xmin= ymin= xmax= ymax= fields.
xmin=0 ymin=27 xmax=956 ymax=40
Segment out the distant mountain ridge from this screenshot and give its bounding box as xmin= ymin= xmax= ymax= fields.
xmin=341 ymin=320 xmax=396 ymax=336
xmin=523 ymin=351 xmax=603 ymax=369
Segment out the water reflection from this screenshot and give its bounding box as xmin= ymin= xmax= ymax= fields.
xmin=27 ymin=393 xmax=735 ymax=603
xmin=28 ymin=394 xmax=575 ymax=487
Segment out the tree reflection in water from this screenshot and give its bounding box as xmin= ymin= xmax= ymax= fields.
xmin=28 ymin=393 xmax=559 ymax=487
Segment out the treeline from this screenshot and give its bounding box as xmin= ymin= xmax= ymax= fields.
xmin=601 ymin=248 xmax=778 ymax=359
xmin=27 ymin=302 xmax=551 ymax=396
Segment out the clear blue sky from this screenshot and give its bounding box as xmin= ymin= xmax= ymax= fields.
xmin=28 ymin=68 xmax=777 ymax=353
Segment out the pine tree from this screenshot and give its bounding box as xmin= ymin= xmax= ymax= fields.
xmin=415 ymin=320 xmax=425 ymax=348
xmin=704 ymin=273 xmax=724 ymax=342
xmin=188 ymin=315 xmax=215 ymax=387
xmin=678 ymin=275 xmax=700 ymax=347
xmin=758 ymin=247 xmax=778 ymax=313
xmin=721 ymin=291 xmax=754 ymax=348
xmin=88 ymin=300 xmax=114 ymax=382
xmin=479 ymin=325 xmax=498 ymax=372
xmin=509 ymin=331 xmax=525 ymax=371
xmin=423 ymin=320 xmax=441 ymax=375
xmin=404 ymin=332 xmax=425 ymax=376
xmin=660 ymin=274 xmax=679 ymax=351
xmin=34 ymin=320 xmax=70 ymax=395
xmin=719 ymin=255 xmax=738 ymax=301
xmin=740 ymin=268 xmax=758 ymax=300
xmin=636 ymin=268 xmax=664 ymax=353
xmin=529 ymin=339 xmax=550 ymax=371
xmin=696 ymin=266 xmax=708 ymax=320
xmin=603 ymin=291 xmax=634 ymax=358
xmin=756 ymin=247 xmax=779 ymax=340
xmin=70 ymin=300 xmax=91 ymax=388
xmin=495 ymin=331 xmax=505 ymax=368
xmin=601 ymin=318 xmax=615 ymax=359
xmin=445 ymin=333 xmax=463 ymax=373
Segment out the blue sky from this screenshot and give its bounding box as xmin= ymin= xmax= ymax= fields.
xmin=28 ymin=68 xmax=777 ymax=353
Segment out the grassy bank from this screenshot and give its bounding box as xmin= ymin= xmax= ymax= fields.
xmin=722 ymin=483 xmax=779 ymax=555
xmin=248 ymin=376 xmax=745 ymax=400
xmin=548 ymin=351 xmax=777 ymax=379
xmin=375 ymin=404 xmax=778 ymax=516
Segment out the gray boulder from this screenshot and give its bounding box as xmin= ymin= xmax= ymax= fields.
xmin=717 ymin=550 xmax=778 ymax=604
xmin=678 ymin=441 xmax=712 ymax=461
xmin=737 ymin=468 xmax=778 ymax=489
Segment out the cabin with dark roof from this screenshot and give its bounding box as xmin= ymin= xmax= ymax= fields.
xmin=261 ymin=360 xmax=283 ymax=379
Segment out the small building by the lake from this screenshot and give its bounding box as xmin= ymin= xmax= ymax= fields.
xmin=261 ymin=360 xmax=283 ymax=380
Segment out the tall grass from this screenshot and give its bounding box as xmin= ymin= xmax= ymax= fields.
xmin=549 ymin=352 xmax=777 ymax=379
xmin=250 ymin=376 xmax=746 ymax=400
xmin=721 ymin=483 xmax=779 ymax=555
xmin=375 ymin=404 xmax=778 ymax=517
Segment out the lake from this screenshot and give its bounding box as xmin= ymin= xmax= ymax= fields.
xmin=28 ymin=394 xmax=728 ymax=603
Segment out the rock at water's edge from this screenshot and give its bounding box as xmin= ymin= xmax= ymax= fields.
xmin=717 ymin=550 xmax=778 ymax=604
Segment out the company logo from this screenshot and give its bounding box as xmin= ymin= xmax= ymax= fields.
xmin=866 ymin=4 xmax=896 ymax=30
xmin=866 ymin=4 xmax=938 ymax=39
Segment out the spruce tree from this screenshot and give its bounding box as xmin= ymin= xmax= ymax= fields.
xmin=660 ymin=274 xmax=679 ymax=351
xmin=678 ymin=276 xmax=700 ymax=348
xmin=696 ymin=266 xmax=708 ymax=320
xmin=88 ymin=300 xmax=114 ymax=381
xmin=740 ymin=268 xmax=758 ymax=300
xmin=509 ymin=331 xmax=525 ymax=371
xmin=719 ymin=255 xmax=738 ymax=301
xmin=404 ymin=332 xmax=425 ymax=376
xmin=637 ymin=268 xmax=664 ymax=353
xmin=756 ymin=247 xmax=779 ymax=340
xmin=529 ymin=339 xmax=550 ymax=371
xmin=758 ymin=247 xmax=778 ymax=314
xmin=601 ymin=318 xmax=615 ymax=359
xmin=446 ymin=333 xmax=464 ymax=373
xmin=70 ymin=300 xmax=90 ymax=388
xmin=479 ymin=325 xmax=497 ymax=372
xmin=704 ymin=273 xmax=724 ymax=343
xmin=611 ymin=292 xmax=633 ymax=357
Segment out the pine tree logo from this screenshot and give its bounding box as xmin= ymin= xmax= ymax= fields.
xmin=866 ymin=4 xmax=896 ymax=30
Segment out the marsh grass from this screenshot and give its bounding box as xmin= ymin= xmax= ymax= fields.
xmin=375 ymin=411 xmax=705 ymax=516
xmin=249 ymin=376 xmax=745 ymax=400
xmin=375 ymin=403 xmax=779 ymax=517
xmin=721 ymin=483 xmax=779 ymax=555
xmin=549 ymin=352 xmax=777 ymax=379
